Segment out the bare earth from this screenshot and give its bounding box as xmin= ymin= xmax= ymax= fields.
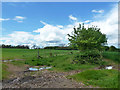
xmin=2 ymin=63 xmax=96 ymax=88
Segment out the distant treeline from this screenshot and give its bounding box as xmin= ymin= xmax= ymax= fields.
xmin=44 ymin=46 xmax=120 ymax=51
xmin=44 ymin=46 xmax=78 ymax=50
xmin=103 ymin=46 xmax=120 ymax=52
xmin=0 ymin=44 xmax=29 ymax=49
xmin=0 ymin=44 xmax=120 ymax=51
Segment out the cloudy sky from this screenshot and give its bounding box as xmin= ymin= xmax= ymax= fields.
xmin=0 ymin=2 xmax=118 ymax=48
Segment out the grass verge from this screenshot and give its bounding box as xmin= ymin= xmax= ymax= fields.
xmin=67 ymin=69 xmax=118 ymax=88
xmin=2 ymin=64 xmax=11 ymax=80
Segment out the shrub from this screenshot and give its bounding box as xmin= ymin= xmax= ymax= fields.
xmin=73 ymin=50 xmax=104 ymax=65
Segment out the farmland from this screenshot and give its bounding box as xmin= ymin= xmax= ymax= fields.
xmin=1 ymin=48 xmax=119 ymax=88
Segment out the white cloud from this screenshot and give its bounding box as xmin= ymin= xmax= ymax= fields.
xmin=90 ymin=5 xmax=118 ymax=47
xmin=14 ymin=16 xmax=26 ymax=20
xmin=40 ymin=21 xmax=47 ymax=25
xmin=33 ymin=22 xmax=66 ymax=45
xmin=13 ymin=16 xmax=26 ymax=22
xmin=0 ymin=18 xmax=10 ymax=22
xmin=0 ymin=16 xmax=26 ymax=23
xmin=69 ymin=15 xmax=77 ymax=21
xmin=1 ymin=31 xmax=34 ymax=46
xmin=1 ymin=4 xmax=118 ymax=48
xmin=84 ymin=20 xmax=91 ymax=23
xmin=57 ymin=25 xmax=63 ymax=28
xmin=92 ymin=10 xmax=104 ymax=13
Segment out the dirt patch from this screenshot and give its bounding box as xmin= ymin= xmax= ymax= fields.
xmin=6 ymin=64 xmax=23 ymax=73
xmin=4 ymin=63 xmax=29 ymax=79
xmin=2 ymin=69 xmax=97 ymax=88
xmin=103 ymin=59 xmax=119 ymax=70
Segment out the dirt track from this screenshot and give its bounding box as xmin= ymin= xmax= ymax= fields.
xmin=3 ymin=70 xmax=87 ymax=88
xmin=2 ymin=64 xmax=94 ymax=88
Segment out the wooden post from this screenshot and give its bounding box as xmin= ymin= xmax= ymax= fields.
xmin=38 ymin=48 xmax=40 ymax=59
xmin=50 ymin=53 xmax=52 ymax=57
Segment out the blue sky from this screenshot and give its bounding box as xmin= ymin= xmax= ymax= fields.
xmin=1 ymin=2 xmax=118 ymax=48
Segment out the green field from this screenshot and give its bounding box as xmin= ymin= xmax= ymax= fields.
xmin=2 ymin=48 xmax=77 ymax=60
xmin=1 ymin=48 xmax=119 ymax=88
xmin=2 ymin=48 xmax=97 ymax=71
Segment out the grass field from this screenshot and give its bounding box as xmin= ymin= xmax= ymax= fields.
xmin=1 ymin=48 xmax=119 ymax=88
xmin=2 ymin=48 xmax=77 ymax=60
xmin=2 ymin=48 xmax=97 ymax=72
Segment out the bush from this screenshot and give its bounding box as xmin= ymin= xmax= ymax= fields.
xmin=73 ymin=50 xmax=103 ymax=65
xmin=109 ymin=46 xmax=117 ymax=51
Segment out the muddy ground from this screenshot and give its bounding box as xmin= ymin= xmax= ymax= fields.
xmin=2 ymin=63 xmax=96 ymax=88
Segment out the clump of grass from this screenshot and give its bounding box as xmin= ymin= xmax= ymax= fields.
xmin=67 ymin=69 xmax=118 ymax=88
xmin=2 ymin=64 xmax=11 ymax=80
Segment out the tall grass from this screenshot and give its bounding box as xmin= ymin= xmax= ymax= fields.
xmin=102 ymin=51 xmax=120 ymax=63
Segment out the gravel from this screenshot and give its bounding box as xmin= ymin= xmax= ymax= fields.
xmin=2 ymin=70 xmax=91 ymax=88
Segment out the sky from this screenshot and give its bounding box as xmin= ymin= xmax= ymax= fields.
xmin=0 ymin=2 xmax=118 ymax=48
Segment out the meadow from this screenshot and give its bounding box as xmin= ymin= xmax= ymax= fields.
xmin=1 ymin=48 xmax=119 ymax=88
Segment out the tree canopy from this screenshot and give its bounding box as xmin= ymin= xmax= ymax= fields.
xmin=67 ymin=23 xmax=107 ymax=51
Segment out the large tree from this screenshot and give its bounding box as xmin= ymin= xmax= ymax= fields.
xmin=68 ymin=23 xmax=107 ymax=51
xmin=68 ymin=24 xmax=107 ymax=65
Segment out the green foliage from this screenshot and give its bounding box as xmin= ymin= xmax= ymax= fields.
xmin=68 ymin=69 xmax=118 ymax=88
xmin=73 ymin=50 xmax=104 ymax=65
xmin=109 ymin=46 xmax=118 ymax=51
xmin=103 ymin=46 xmax=109 ymax=51
xmin=68 ymin=24 xmax=107 ymax=65
xmin=68 ymin=23 xmax=107 ymax=51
